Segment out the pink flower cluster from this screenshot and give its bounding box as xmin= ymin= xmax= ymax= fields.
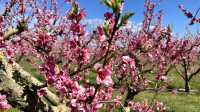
xmin=128 ymin=101 xmax=165 ymax=112
xmin=96 ymin=65 xmax=113 ymax=86
xmin=0 ymin=94 xmax=12 ymax=109
xmin=179 ymin=5 xmax=200 ymax=25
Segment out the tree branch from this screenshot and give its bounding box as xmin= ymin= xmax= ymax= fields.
xmin=189 ymin=67 xmax=200 ymax=81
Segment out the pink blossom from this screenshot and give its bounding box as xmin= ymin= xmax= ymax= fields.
xmin=0 ymin=95 xmax=11 ymax=109
xmin=96 ymin=66 xmax=113 ymax=86
xmin=97 ymin=26 xmax=106 ymax=42
xmin=99 ymin=35 xmax=106 ymax=42
xmin=94 ymin=63 xmax=102 ymax=70
xmin=122 ymin=56 xmax=136 ymax=69
xmin=37 ymin=89 xmax=47 ymax=97
xmin=104 ymin=12 xmax=113 ymax=20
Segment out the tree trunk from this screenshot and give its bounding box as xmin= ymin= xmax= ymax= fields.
xmin=124 ymin=87 xmax=138 ymax=107
xmin=0 ymin=58 xmax=68 ymax=111
xmin=184 ymin=79 xmax=190 ymax=92
xmin=183 ymin=59 xmax=190 ymax=93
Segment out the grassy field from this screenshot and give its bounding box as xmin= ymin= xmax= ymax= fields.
xmin=135 ymin=92 xmax=200 ymax=112
xmin=9 ymin=61 xmax=200 ymax=112
xmin=19 ymin=60 xmax=45 ymax=82
xmin=166 ymin=69 xmax=200 ymax=90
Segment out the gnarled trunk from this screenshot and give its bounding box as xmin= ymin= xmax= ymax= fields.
xmin=124 ymin=87 xmax=139 ymax=107
xmin=0 ymin=58 xmax=70 ymax=111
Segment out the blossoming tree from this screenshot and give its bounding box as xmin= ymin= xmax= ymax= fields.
xmin=0 ymin=0 xmax=189 ymax=111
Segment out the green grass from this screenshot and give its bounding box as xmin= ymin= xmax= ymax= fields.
xmin=135 ymin=91 xmax=200 ymax=112
xmin=144 ymin=68 xmax=200 ymax=90
xmin=19 ymin=60 xmax=45 ymax=82
xmin=8 ymin=108 xmax=21 ymax=112
xmin=166 ymin=69 xmax=200 ymax=90
xmin=0 ymin=108 xmax=21 ymax=112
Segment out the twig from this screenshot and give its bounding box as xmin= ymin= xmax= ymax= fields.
xmin=98 ymin=100 xmax=126 ymax=112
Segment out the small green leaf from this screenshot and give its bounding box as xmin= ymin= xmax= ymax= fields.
xmin=103 ymin=0 xmax=123 ymax=15
xmin=118 ymin=12 xmax=134 ymax=27
xmin=112 ymin=0 xmax=123 ymax=15
xmin=123 ymin=12 xmax=134 ymax=21
xmin=103 ymin=0 xmax=112 ymax=8
xmin=72 ymin=3 xmax=78 ymax=14
xmin=103 ymin=21 xmax=110 ymax=37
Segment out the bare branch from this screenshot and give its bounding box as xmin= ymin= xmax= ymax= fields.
xmin=189 ymin=67 xmax=200 ymax=81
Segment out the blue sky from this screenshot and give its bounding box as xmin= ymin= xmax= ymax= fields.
xmin=77 ymin=0 xmax=200 ymax=36
xmin=0 ymin=0 xmax=200 ymax=36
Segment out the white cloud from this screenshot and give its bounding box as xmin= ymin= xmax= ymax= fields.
xmin=82 ymin=18 xmax=143 ymax=33
xmin=82 ymin=18 xmax=104 ymax=32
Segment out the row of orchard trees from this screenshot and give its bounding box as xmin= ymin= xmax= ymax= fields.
xmin=0 ymin=0 xmax=199 ymax=111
